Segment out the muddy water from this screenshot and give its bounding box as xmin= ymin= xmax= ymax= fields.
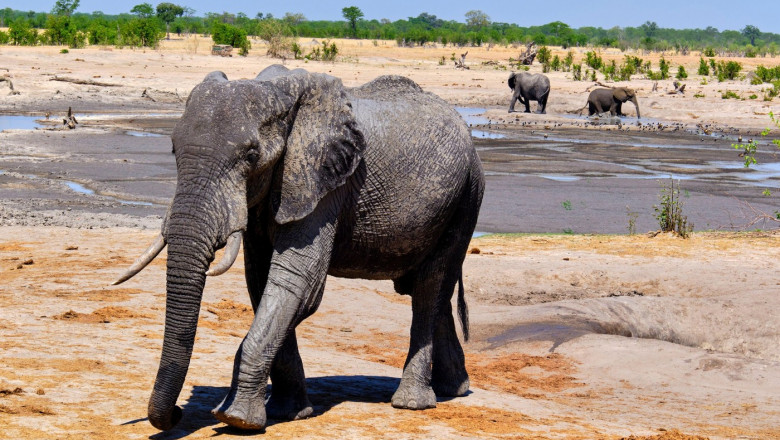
xmin=1 ymin=111 xmax=779 ymax=233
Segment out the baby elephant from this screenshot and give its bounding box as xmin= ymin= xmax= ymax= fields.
xmin=507 ymin=72 xmax=550 ymax=113
xmin=587 ymin=87 xmax=641 ymax=119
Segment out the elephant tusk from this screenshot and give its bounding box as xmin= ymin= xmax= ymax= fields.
xmin=112 ymin=234 xmax=166 ymax=285
xmin=206 ymin=231 xmax=242 ymax=276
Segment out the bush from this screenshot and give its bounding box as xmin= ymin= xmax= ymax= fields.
xmin=715 ymin=60 xmax=742 ymax=81
xmin=755 ymin=65 xmax=780 ymax=83
xmin=698 ymin=57 xmax=709 ymax=76
xmin=584 ymin=50 xmax=603 ymax=70
xmin=212 ymin=22 xmax=250 ymax=56
xmin=256 ymin=19 xmax=292 ymax=58
xmin=703 ymin=47 xmax=716 ymax=57
xmin=537 ymin=46 xmax=551 ymax=64
xmin=121 ymin=17 xmax=164 ymax=48
xmin=721 ymin=90 xmax=740 ymax=99
xmin=572 ymin=63 xmax=582 ymax=81
xmin=9 ymin=18 xmax=39 ymax=46
xmin=659 ymin=56 xmax=670 ymax=79
xmin=550 ymin=54 xmax=561 ymax=71
xmin=563 ymin=51 xmax=574 ymax=71
xmin=0 ymin=30 xmax=9 ymax=45
xmin=654 ymin=178 xmax=693 ymax=238
xmin=676 ymin=65 xmax=688 ymax=80
xmin=306 ymin=40 xmax=339 ymax=61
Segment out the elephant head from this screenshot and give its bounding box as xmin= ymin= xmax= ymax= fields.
xmin=113 ymin=69 xmax=364 ymax=430
xmin=614 ymin=87 xmax=640 ymax=119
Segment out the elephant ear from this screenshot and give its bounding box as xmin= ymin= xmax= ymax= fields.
xmin=613 ymin=88 xmax=628 ymax=101
xmin=507 ymin=73 xmax=517 ymax=90
xmin=272 ymin=73 xmax=365 ymax=224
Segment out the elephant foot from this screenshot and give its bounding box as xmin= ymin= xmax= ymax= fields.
xmin=432 ymin=375 xmax=470 ymax=397
xmin=212 ymin=390 xmax=266 ymax=431
xmin=266 ymin=390 xmax=313 ymax=421
xmin=391 ymin=383 xmax=437 ymax=410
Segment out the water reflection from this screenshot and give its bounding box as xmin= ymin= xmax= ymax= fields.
xmin=0 ymin=115 xmax=43 ymax=132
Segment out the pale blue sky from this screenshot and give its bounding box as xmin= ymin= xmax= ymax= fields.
xmin=10 ymin=0 xmax=780 ymax=34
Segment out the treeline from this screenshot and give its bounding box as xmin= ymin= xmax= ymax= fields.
xmin=1 ymin=5 xmax=780 ymax=57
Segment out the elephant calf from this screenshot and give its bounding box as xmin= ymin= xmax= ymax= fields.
xmin=114 ymin=65 xmax=484 ymax=432
xmin=587 ymin=87 xmax=641 ymax=119
xmin=507 ymin=71 xmax=550 ymax=113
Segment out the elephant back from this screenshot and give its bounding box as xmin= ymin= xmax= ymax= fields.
xmin=349 ymin=75 xmax=423 ymax=100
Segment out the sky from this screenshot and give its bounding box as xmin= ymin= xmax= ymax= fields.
xmin=10 ymin=0 xmax=780 ymax=34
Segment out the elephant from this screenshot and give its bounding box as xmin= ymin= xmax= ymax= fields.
xmin=507 ymin=71 xmax=550 ymax=113
xmin=113 ymin=65 xmax=485 ymax=431
xmin=586 ymin=87 xmax=641 ymax=119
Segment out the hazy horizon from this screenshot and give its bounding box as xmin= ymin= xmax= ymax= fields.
xmin=9 ymin=0 xmax=780 ymax=34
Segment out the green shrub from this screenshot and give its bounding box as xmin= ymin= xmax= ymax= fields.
xmin=537 ymin=46 xmax=551 ymax=64
xmin=306 ymin=40 xmax=339 ymax=61
xmin=572 ymin=63 xmax=582 ymax=81
xmin=563 ymin=51 xmax=574 ymax=71
xmin=694 ymin=92 xmax=705 ymax=98
xmin=654 ymin=178 xmax=693 ymax=238
xmin=703 ymin=47 xmax=716 ymax=57
xmin=698 ymin=57 xmax=709 ymax=76
xmin=9 ymin=18 xmax=39 ymax=46
xmin=584 ymin=50 xmax=603 ymax=69
xmin=601 ymin=59 xmax=617 ymax=81
xmin=212 ymin=21 xmax=250 ymax=56
xmin=749 ymin=94 xmax=758 ymax=99
xmin=676 ymin=65 xmax=688 ymax=80
xmin=550 ymin=54 xmax=561 ymax=71
xmin=60 ymin=48 xmax=69 ymax=53
xmin=755 ymin=65 xmax=780 ymax=83
xmin=721 ymin=90 xmax=740 ymax=99
xmin=659 ymin=56 xmax=670 ymax=79
xmin=715 ymin=60 xmax=741 ymax=81
xmin=0 ymin=30 xmax=9 ymax=45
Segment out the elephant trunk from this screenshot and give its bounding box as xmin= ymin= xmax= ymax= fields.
xmin=148 ymin=191 xmax=222 ymax=430
xmin=631 ymin=96 xmax=641 ymax=119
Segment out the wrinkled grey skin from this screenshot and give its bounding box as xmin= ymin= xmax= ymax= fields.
xmin=140 ymin=65 xmax=484 ymax=431
xmin=587 ymin=87 xmax=641 ymax=119
xmin=507 ymin=71 xmax=550 ymax=113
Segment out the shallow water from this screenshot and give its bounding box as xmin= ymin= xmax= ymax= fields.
xmin=456 ymin=107 xmax=506 ymax=139
xmin=0 ymin=115 xmax=43 ymax=131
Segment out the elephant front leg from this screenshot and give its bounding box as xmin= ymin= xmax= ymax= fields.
xmin=266 ymin=330 xmax=314 ymax=421
xmin=214 ymin=220 xmax=335 ymax=429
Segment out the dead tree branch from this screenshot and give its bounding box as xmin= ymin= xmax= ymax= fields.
xmin=50 ymin=76 xmax=122 ymax=87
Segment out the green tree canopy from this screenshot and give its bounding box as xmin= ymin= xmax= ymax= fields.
xmin=341 ymin=6 xmax=363 ymax=37
xmin=51 ymin=0 xmax=79 ymax=17
xmin=130 ymin=3 xmax=154 ymax=18
xmin=742 ymin=24 xmax=760 ymax=45
xmin=465 ymin=10 xmax=489 ymax=28
xmin=156 ymin=2 xmax=184 ymax=38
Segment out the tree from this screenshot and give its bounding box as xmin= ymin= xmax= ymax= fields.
xmin=283 ymin=12 xmax=306 ymax=26
xmin=156 ymin=2 xmax=184 ymax=39
xmin=51 ymin=0 xmax=79 ymax=17
xmin=465 ymin=10 xmax=489 ymax=29
xmin=341 ymin=6 xmax=363 ymax=37
xmin=742 ymin=24 xmax=760 ymax=46
xmin=130 ymin=3 xmax=154 ymax=18
xmin=641 ymin=20 xmax=658 ymax=38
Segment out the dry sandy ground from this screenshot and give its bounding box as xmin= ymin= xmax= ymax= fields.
xmin=1 ymin=228 xmax=779 ymax=439
xmin=1 ymin=40 xmax=780 ymax=439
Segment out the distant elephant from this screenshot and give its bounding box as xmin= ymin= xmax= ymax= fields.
xmin=114 ymin=65 xmax=485 ymax=431
xmin=587 ymin=87 xmax=641 ymax=119
xmin=507 ymin=71 xmax=550 ymax=113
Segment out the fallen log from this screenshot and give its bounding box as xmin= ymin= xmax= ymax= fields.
xmin=50 ymin=76 xmax=122 ymax=87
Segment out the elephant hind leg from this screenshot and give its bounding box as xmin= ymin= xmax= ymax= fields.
xmin=537 ymin=92 xmax=549 ymax=114
xmin=267 ymin=330 xmax=314 ymax=421
xmin=431 ymin=294 xmax=469 ymax=397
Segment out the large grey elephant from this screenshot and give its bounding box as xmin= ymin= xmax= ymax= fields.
xmin=507 ymin=71 xmax=550 ymax=113
xmin=114 ymin=65 xmax=485 ymax=431
xmin=587 ymin=87 xmax=641 ymax=119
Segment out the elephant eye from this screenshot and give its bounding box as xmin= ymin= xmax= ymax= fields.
xmin=246 ymin=149 xmax=260 ymax=166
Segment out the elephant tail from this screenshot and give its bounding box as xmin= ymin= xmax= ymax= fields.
xmin=457 ymin=273 xmax=469 ymax=342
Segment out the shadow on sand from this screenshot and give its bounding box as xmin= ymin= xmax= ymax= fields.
xmin=128 ymin=375 xmax=402 ymax=439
